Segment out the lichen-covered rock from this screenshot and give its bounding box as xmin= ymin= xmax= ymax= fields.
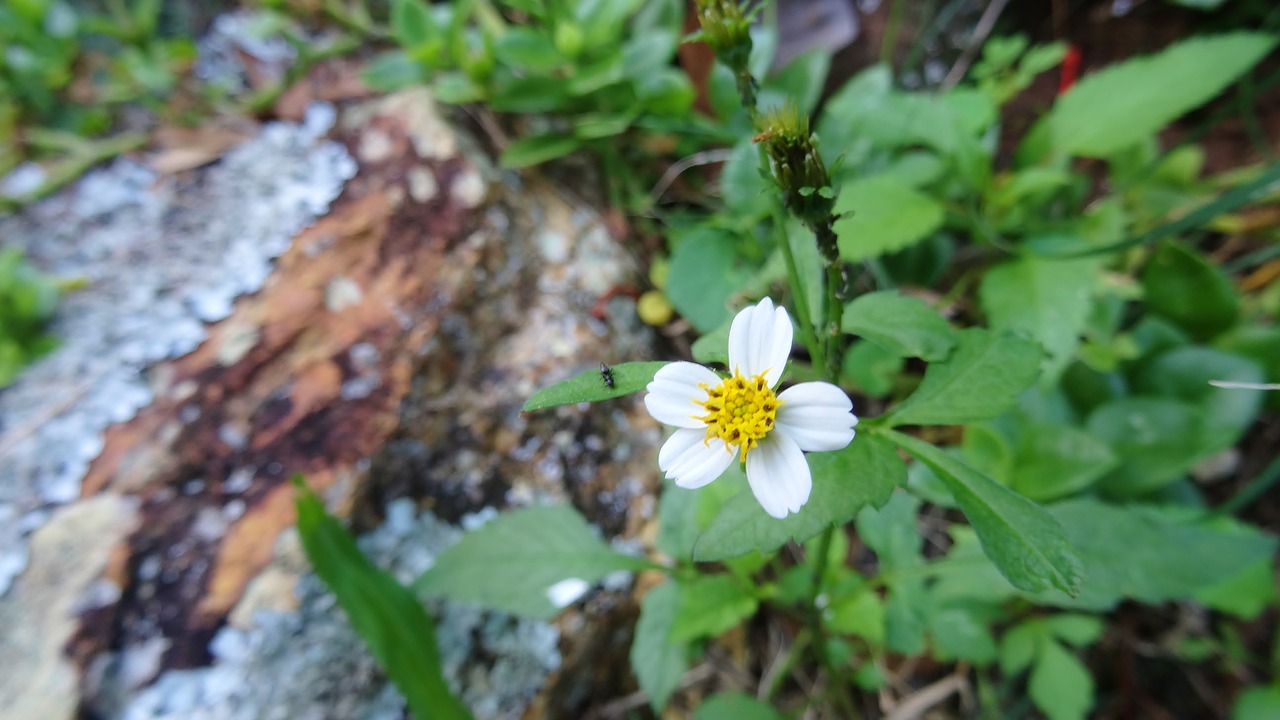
xmin=0 ymin=75 xmax=662 ymax=719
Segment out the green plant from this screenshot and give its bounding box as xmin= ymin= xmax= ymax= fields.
xmin=293 ymin=6 xmax=1280 ymax=719
xmin=0 ymin=248 xmax=59 ymax=387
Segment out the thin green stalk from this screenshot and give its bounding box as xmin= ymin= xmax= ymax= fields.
xmin=769 ymin=183 xmax=823 ymax=369
xmin=1214 ymin=454 xmax=1280 ymax=518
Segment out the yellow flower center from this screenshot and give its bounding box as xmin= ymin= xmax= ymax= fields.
xmin=696 ymin=370 xmax=782 ymax=460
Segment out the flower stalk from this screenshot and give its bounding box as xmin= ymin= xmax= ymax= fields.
xmin=754 ymin=106 xmax=847 ymax=381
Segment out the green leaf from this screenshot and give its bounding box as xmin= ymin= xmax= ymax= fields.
xmin=884 ymin=328 xmax=1042 ymax=427
xmin=827 ymin=588 xmax=885 ymax=645
xmin=760 ymin=48 xmax=831 ymax=115
xmin=1038 ymin=499 xmax=1280 ymax=610
xmin=631 ymin=581 xmax=688 ymax=712
xmin=666 ymin=226 xmax=753 ymax=333
xmin=1086 ymin=398 xmax=1204 ymax=496
xmin=362 ymin=51 xmax=426 ymax=92
xmin=842 ymin=290 xmax=956 ymax=362
xmin=690 ymin=318 xmax=731 ymax=366
xmin=670 ymin=574 xmax=759 ymax=642
xmin=1043 ymin=614 xmax=1104 ymax=647
xmin=493 ymin=27 xmax=562 ymax=72
xmin=928 ymin=601 xmax=999 ymax=663
xmin=1007 ymin=421 xmax=1118 ymax=502
xmin=1049 ymin=32 xmax=1277 ymax=157
xmin=523 ymin=361 xmax=668 ymax=411
xmin=693 ymin=435 xmax=904 ymax=561
xmin=390 ymin=0 xmax=437 ymax=49
xmin=1142 ymin=241 xmax=1240 ymax=341
xmin=1194 ymin=555 xmax=1278 ymax=619
xmin=1000 ymin=622 xmax=1041 ymax=675
xmin=499 ymin=132 xmax=582 ymax=168
xmin=1232 ymin=685 xmax=1280 ymax=720
xmin=1029 ymin=640 xmax=1094 ymax=720
xmin=882 ymin=430 xmax=1083 ymax=596
xmin=720 ymin=138 xmax=769 ymax=214
xmin=1135 ymin=346 xmax=1264 ymax=453
xmin=842 ymin=340 xmax=903 ymax=397
xmin=695 ymin=691 xmax=787 ymax=720
xmin=979 ymin=256 xmax=1098 ymax=380
xmin=414 ymin=505 xmax=650 ymax=618
xmin=834 ymin=176 xmax=945 ymax=261
xmin=656 ymin=479 xmax=702 ymax=560
xmin=294 ymin=478 xmax=472 ymax=720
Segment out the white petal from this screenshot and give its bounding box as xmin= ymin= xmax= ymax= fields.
xmin=776 ymin=382 xmax=859 ymax=451
xmin=546 ymin=578 xmax=590 ymax=609
xmin=727 ymin=297 xmax=792 ymax=387
xmin=665 ymin=436 xmax=737 ymax=489
xmin=657 ymin=427 xmax=708 ymax=470
xmin=644 ymin=361 xmax=720 ymax=428
xmin=745 ymin=432 xmax=811 ymax=518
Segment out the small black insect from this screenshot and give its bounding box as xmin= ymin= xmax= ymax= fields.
xmin=600 ymin=362 xmax=615 ymax=389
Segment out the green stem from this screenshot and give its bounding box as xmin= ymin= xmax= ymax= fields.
xmin=815 ymin=222 xmax=845 ymax=382
xmin=769 ymin=181 xmax=823 ymax=369
xmin=1214 ymin=454 xmax=1280 ymax=518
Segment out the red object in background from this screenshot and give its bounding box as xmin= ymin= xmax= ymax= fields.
xmin=1060 ymin=45 xmax=1082 ymax=95
xmin=590 ymin=285 xmax=642 ymax=320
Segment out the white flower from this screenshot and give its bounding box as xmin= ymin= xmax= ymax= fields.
xmin=644 ymin=297 xmax=858 ymax=519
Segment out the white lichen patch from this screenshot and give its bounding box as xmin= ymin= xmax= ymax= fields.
xmin=0 ymin=105 xmax=355 ymax=597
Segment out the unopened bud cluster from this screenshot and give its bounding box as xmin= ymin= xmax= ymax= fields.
xmin=755 ymin=105 xmax=838 ymax=259
xmin=693 ymin=0 xmax=758 ymax=111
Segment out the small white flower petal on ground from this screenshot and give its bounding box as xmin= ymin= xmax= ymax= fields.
xmin=746 ymin=431 xmax=811 ymax=519
xmin=728 ymin=297 xmax=792 ymax=386
xmin=644 ymin=298 xmax=857 ymax=518
xmin=545 ymin=578 xmax=590 ymax=609
xmin=776 ymin=382 xmax=859 ymax=452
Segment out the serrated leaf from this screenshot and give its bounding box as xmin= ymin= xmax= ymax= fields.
xmin=979 ymin=256 xmax=1098 ymax=381
xmin=523 ymin=361 xmax=668 ymax=411
xmin=693 ymin=435 xmax=904 ymax=561
xmin=414 ymin=505 xmax=650 ymax=618
xmin=842 ymin=290 xmax=956 ymax=362
xmin=631 ymin=581 xmax=688 ymax=712
xmin=499 ymin=133 xmax=583 ymax=169
xmin=885 ymin=328 xmax=1042 ymax=427
xmin=834 ymin=177 xmax=945 ymax=261
xmin=694 ymin=691 xmax=787 ymax=720
xmin=669 ymin=574 xmax=758 ymax=642
xmin=1029 ymin=640 xmax=1094 ymax=720
xmin=294 ymin=478 xmax=472 ymax=720
xmin=1050 ymin=32 xmax=1277 ymax=157
xmin=883 ymin=430 xmax=1083 ymax=596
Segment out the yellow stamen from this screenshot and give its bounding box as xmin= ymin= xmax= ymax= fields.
xmin=695 ymin=370 xmax=781 ymax=461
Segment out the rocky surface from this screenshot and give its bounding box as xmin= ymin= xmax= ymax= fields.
xmin=0 ymin=83 xmax=663 ymax=719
